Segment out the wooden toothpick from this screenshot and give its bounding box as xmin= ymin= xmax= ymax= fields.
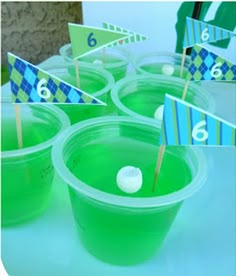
xmin=152 ymin=145 xmax=166 ymax=193
xmin=14 ymin=104 xmax=23 ymax=149
xmin=180 ymin=48 xmax=187 ymax=78
xmin=182 ymin=79 xmax=190 ymax=100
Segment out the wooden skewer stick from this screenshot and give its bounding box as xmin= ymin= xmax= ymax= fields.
xmin=152 ymin=145 xmax=166 ymax=193
xmin=14 ymin=104 xmax=23 ymax=149
xmin=182 ymin=80 xmax=190 ymax=100
xmin=180 ymin=48 xmax=187 ymax=78
xmin=74 ymin=59 xmax=80 ymax=88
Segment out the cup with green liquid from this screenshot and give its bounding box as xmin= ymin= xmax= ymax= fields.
xmin=59 ymin=43 xmax=130 ymax=82
xmin=41 ymin=62 xmax=115 ymax=123
xmin=52 ymin=116 xmax=206 ymax=265
xmin=1 ymin=102 xmax=70 ymax=226
xmin=111 ymin=74 xmax=215 ymax=126
xmin=132 ymin=51 xmax=191 ymax=78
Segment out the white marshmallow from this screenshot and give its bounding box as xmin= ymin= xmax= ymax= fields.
xmin=161 ymin=64 xmax=174 ymax=76
xmin=93 ymin=59 xmax=103 ymax=65
xmin=154 ymin=105 xmax=164 ymax=120
xmin=116 ymin=166 xmax=143 ymax=194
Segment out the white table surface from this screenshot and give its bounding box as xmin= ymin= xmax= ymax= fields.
xmin=1 ymin=56 xmax=236 ymax=276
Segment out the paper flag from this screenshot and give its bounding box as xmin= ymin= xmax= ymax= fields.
xmin=102 ymin=22 xmax=148 ymax=47
xmin=186 ymin=45 xmax=236 ymax=81
xmin=68 ymin=23 xmax=129 ymax=59
xmin=8 ymin=52 xmax=105 ymax=105
xmin=160 ymin=94 xmax=236 ymax=146
xmin=183 ymin=17 xmax=236 ymax=48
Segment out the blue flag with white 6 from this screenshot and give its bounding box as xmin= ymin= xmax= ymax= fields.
xmin=160 ymin=94 xmax=236 ymax=146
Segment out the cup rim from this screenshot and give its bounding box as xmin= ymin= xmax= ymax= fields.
xmin=1 ymin=104 xmax=70 ymax=158
xmin=132 ymin=51 xmax=191 ymax=74
xmin=110 ymin=74 xmax=214 ymax=126
xmin=40 ymin=61 xmax=115 ymax=99
xmin=59 ymin=43 xmax=129 ymax=69
xmin=52 ymin=116 xmax=207 ymax=209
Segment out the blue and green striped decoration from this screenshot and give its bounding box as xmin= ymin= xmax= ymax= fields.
xmin=186 ymin=45 xmax=236 ymax=81
xmin=8 ymin=52 xmax=105 ymax=105
xmin=183 ymin=17 xmax=236 ymax=48
xmin=102 ymin=22 xmax=148 ymax=47
xmin=160 ymin=94 xmax=236 ymax=146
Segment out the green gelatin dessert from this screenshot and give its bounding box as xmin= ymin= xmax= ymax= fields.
xmin=52 ymin=117 xmax=206 ymax=265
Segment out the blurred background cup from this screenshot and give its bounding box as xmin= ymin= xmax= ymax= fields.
xmin=111 ymin=74 xmax=215 ymax=126
xmin=52 ymin=116 xmax=207 ymax=265
xmin=1 ymin=102 xmax=70 ymax=226
xmin=59 ymin=43 xmax=130 ymax=82
xmin=132 ymin=51 xmax=191 ymax=79
xmin=41 ymin=62 xmax=115 ymax=123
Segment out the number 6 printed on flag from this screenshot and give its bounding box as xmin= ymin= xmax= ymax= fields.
xmin=8 ymin=52 xmax=106 ymax=105
xmin=37 ymin=79 xmax=51 ymax=99
xmin=160 ymin=94 xmax=236 ymax=147
xmin=186 ymin=45 xmax=236 ymax=81
xmin=192 ymin=121 xmax=208 ymax=142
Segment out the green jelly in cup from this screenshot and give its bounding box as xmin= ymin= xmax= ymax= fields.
xmin=111 ymin=74 xmax=215 ymax=126
xmin=1 ymin=103 xmax=70 ymax=226
xmin=41 ymin=62 xmax=115 ymax=123
xmin=59 ymin=43 xmax=129 ymax=82
xmin=52 ymin=116 xmax=206 ymax=265
xmin=133 ymin=51 xmax=191 ymax=78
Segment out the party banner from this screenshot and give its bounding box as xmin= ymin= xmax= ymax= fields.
xmin=183 ymin=17 xmax=236 ymax=48
xmin=8 ymin=52 xmax=105 ymax=105
xmin=68 ymin=23 xmax=130 ymax=59
xmin=160 ymin=94 xmax=236 ymax=146
xmin=186 ymin=44 xmax=236 ymax=81
xmin=102 ymin=22 xmax=148 ymax=47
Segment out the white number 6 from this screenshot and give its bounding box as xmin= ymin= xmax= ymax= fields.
xmin=201 ymin=28 xmax=209 ymax=41
xmin=210 ymin=62 xmax=222 ymax=78
xmin=192 ymin=120 xmax=208 ymax=142
xmin=37 ymin=78 xmax=51 ymax=99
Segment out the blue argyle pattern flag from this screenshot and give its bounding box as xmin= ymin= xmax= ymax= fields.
xmin=7 ymin=53 xmax=105 ymax=105
xmin=186 ymin=45 xmax=236 ymax=81
xmin=183 ymin=17 xmax=236 ymax=48
xmin=102 ymin=22 xmax=148 ymax=47
xmin=160 ymin=94 xmax=236 ymax=146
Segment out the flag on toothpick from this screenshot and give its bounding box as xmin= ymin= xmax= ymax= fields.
xmin=186 ymin=44 xmax=236 ymax=81
xmin=68 ymin=23 xmax=131 ymax=59
xmin=160 ymin=94 xmax=236 ymax=146
xmin=8 ymin=52 xmax=105 ymax=105
xmin=183 ymin=17 xmax=236 ymax=48
xmin=102 ymin=22 xmax=148 ymax=47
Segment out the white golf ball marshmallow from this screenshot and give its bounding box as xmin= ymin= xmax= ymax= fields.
xmin=154 ymin=105 xmax=164 ymax=120
xmin=161 ymin=64 xmax=174 ymax=76
xmin=93 ymin=59 xmax=103 ymax=65
xmin=116 ymin=166 xmax=143 ymax=194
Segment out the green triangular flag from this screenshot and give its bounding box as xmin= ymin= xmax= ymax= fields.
xmin=68 ymin=23 xmax=129 ymax=59
xmin=102 ymin=22 xmax=148 ymax=47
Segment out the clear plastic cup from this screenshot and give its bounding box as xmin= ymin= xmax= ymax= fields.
xmin=133 ymin=51 xmax=191 ymax=78
xmin=59 ymin=43 xmax=129 ymax=82
xmin=41 ymin=62 xmax=115 ymax=123
xmin=111 ymin=74 xmax=215 ymax=126
xmin=1 ymin=103 xmax=70 ymax=226
xmin=52 ymin=116 xmax=207 ymax=265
